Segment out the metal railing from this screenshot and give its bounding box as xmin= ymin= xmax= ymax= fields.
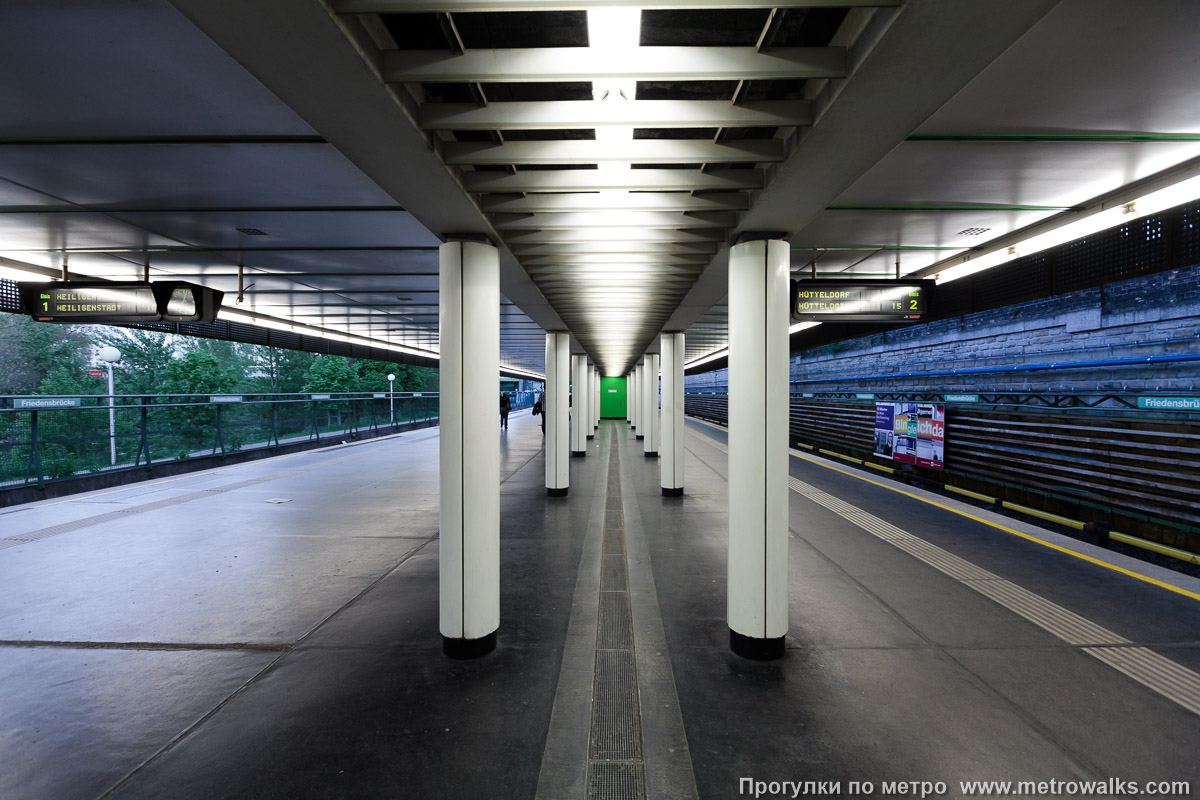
xmin=0 ymin=390 xmax=526 ymax=490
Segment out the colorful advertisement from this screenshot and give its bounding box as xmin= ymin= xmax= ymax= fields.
xmin=873 ymin=402 xmax=944 ymax=470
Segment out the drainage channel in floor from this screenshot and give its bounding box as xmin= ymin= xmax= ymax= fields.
xmin=587 ymin=439 xmax=647 ymax=800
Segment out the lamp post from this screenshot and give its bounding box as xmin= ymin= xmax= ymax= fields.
xmin=98 ymin=346 xmax=121 ymax=466
xmin=387 ymin=373 xmax=395 ymax=425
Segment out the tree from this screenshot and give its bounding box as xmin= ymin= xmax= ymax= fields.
xmin=303 ymin=355 xmax=360 ymax=394
xmin=160 ymin=351 xmax=238 ymax=396
xmin=95 ymin=328 xmax=178 ymax=396
xmin=0 ymin=316 xmax=94 ymax=395
xmin=156 ymin=352 xmax=239 ymax=453
xmin=246 ymin=346 xmax=316 ymax=394
xmin=356 ymin=360 xmax=438 ymax=393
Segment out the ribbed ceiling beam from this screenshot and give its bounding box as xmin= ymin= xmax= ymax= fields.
xmin=493 ymin=210 xmax=735 ymax=229
xmin=510 ymin=241 xmax=718 ymax=255
xmin=522 ymin=254 xmax=709 ymax=265
xmin=420 ymin=99 xmax=811 ymax=131
xmin=384 ymin=46 xmax=846 ymax=84
xmin=338 ymin=0 xmax=898 ymax=11
xmin=464 ymin=168 xmax=762 ymax=193
xmin=505 ymin=228 xmax=724 ymax=243
xmin=445 ymin=139 xmax=783 ymax=165
xmin=482 ymin=191 xmax=748 ymax=213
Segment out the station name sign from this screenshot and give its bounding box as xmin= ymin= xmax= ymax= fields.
xmin=19 ymin=281 xmax=224 ymax=324
xmin=792 ymin=279 xmax=933 ymax=323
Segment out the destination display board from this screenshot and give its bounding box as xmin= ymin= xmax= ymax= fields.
xmin=873 ymin=402 xmax=945 ymax=471
xmin=792 ymin=279 xmax=933 ymax=322
xmin=19 ymin=281 xmax=223 ymax=323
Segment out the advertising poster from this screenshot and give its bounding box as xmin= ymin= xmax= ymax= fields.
xmin=873 ymin=402 xmax=944 ymax=471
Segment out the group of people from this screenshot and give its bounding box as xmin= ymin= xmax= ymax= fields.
xmin=500 ymin=390 xmax=549 ymax=434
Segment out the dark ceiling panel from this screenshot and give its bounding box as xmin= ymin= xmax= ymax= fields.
xmin=640 ymin=9 xmax=770 ymax=46
xmin=381 ymin=13 xmax=449 ymax=49
xmin=445 ymin=11 xmax=588 ymax=48
xmin=636 ymin=81 xmax=737 ymax=101
xmin=771 ymin=8 xmax=850 ymax=47
xmin=482 ymin=82 xmax=593 ymax=102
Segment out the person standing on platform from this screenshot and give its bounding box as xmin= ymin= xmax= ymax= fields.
xmin=500 ymin=391 xmax=511 ymax=430
xmin=532 ymin=390 xmax=545 ymax=435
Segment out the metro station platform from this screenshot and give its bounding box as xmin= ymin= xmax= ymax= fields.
xmin=1 ymin=409 xmax=1198 ymax=800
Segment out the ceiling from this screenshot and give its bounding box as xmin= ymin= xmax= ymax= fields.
xmin=2 ymin=0 xmax=1199 ymax=377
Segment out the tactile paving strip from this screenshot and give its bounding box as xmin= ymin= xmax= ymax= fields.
xmin=587 ymin=439 xmax=647 ymax=800
xmin=588 ymin=763 xmax=646 ymax=800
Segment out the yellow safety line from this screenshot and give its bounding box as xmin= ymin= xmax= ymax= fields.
xmin=684 ymin=416 xmax=1200 ymax=603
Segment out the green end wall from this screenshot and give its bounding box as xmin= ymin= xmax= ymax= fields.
xmin=599 ymin=376 xmax=627 ymax=418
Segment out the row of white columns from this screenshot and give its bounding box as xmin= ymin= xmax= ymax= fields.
xmin=438 ymin=238 xmax=790 ymax=662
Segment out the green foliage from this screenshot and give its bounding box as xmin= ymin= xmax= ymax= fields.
xmin=0 ymin=316 xmax=94 ymax=395
xmin=96 ymin=329 xmax=176 ymax=396
xmin=246 ymin=347 xmax=316 ymax=394
xmin=158 ymin=352 xmax=239 ymax=450
xmin=160 ymin=351 xmax=238 ymax=396
xmin=303 ymin=355 xmax=361 ymax=394
xmin=356 ymin=361 xmax=434 ymax=393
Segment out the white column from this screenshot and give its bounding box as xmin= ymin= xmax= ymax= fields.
xmin=632 ymin=362 xmax=642 ymax=438
xmin=438 ymin=241 xmax=499 ymax=658
xmin=660 ymin=333 xmax=685 ymax=496
xmin=628 ymin=374 xmax=638 ymax=424
xmin=571 ymin=354 xmax=588 ymax=456
xmin=545 ymin=332 xmax=570 ymax=496
xmin=592 ymin=365 xmax=600 ymax=429
xmin=727 ymin=238 xmax=790 ymax=661
xmin=642 ymin=354 xmax=660 ymax=457
xmin=586 ymin=364 xmax=596 ymax=439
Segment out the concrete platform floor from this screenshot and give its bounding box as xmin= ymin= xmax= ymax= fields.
xmin=0 ymin=408 xmax=1197 ymax=799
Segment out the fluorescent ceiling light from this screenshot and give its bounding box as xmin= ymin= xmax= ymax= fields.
xmin=682 ymin=322 xmax=822 ymax=370
xmin=936 ymin=168 xmax=1200 ymax=285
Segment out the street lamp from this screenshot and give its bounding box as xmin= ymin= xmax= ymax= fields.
xmin=387 ymin=373 xmax=395 ymax=425
xmin=98 ymin=346 xmax=121 ymax=466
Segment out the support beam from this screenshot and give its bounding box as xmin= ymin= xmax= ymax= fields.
xmin=660 ymin=332 xmax=685 ymax=496
xmin=571 ymin=354 xmax=589 ymax=457
xmin=632 ymin=363 xmax=641 ymax=435
xmin=438 ymin=240 xmax=499 ymax=659
xmin=494 ymin=211 xmax=736 ymax=230
xmin=420 ymin=99 xmax=812 ymax=131
xmin=726 ymin=239 xmax=789 ymax=661
xmin=445 ymin=139 xmax=783 ymax=166
xmin=384 ymin=46 xmax=846 ymax=84
xmin=338 ymin=0 xmax=899 ymax=12
xmin=482 ymin=192 xmax=749 ymax=214
xmin=585 ymin=363 xmax=595 ymax=440
xmin=591 ymin=364 xmax=599 ymax=433
xmin=465 ymin=168 xmax=762 ymax=193
xmin=521 ymin=254 xmax=709 ymax=266
xmin=628 ymin=374 xmax=638 ymax=424
xmin=510 ymin=241 xmax=719 ymax=256
xmin=642 ymin=353 xmax=660 ymax=458
xmin=545 ymin=332 xmax=569 ymax=496
xmin=505 ymin=229 xmax=725 ymax=244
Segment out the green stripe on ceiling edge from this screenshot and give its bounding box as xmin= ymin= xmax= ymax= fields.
xmin=826 ymin=204 xmax=1072 ymax=212
xmin=908 ymin=133 xmax=1200 ymax=142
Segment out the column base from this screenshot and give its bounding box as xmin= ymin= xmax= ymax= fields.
xmin=729 ymin=629 xmax=785 ymax=661
xmin=571 ymin=450 xmax=587 ymax=458
xmin=443 ymin=630 xmax=497 ymax=659
xmin=644 ymin=451 xmax=658 ymax=458
xmin=547 ymin=486 xmax=568 ymax=497
xmin=662 ymin=486 xmax=683 ymax=497
xmin=586 ymin=434 xmax=595 ymax=440
xmin=635 ymin=434 xmax=644 ymax=440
